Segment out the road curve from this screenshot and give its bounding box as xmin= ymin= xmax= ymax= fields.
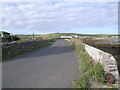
xmin=2 ymin=40 xmax=79 ymax=88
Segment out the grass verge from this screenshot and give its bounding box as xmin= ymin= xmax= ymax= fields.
xmin=70 ymin=39 xmax=105 ymax=88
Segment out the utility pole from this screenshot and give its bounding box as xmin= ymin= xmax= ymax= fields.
xmin=33 ymin=33 xmax=34 ymax=39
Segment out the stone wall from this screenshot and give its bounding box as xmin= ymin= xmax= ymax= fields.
xmin=2 ymin=39 xmax=53 ymax=59
xmin=84 ymin=44 xmax=119 ymax=81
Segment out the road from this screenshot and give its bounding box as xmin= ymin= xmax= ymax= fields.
xmin=2 ymin=40 xmax=79 ymax=88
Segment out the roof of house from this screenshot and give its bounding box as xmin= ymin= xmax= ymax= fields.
xmin=0 ymin=31 xmax=10 ymax=34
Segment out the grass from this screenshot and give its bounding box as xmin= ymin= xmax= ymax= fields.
xmin=18 ymin=33 xmax=119 ymax=41
xmin=70 ymin=39 xmax=105 ymax=88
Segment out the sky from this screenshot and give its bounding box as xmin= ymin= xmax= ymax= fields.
xmin=0 ymin=1 xmax=118 ymax=34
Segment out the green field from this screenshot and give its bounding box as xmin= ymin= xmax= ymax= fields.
xmin=17 ymin=33 xmax=120 ymax=39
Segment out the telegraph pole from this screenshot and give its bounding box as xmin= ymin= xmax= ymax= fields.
xmin=33 ymin=33 xmax=34 ymax=39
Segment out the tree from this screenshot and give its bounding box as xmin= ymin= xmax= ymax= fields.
xmin=9 ymin=35 xmax=20 ymax=41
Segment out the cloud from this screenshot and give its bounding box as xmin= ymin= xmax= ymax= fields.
xmin=1 ymin=2 xmax=118 ymax=34
xmin=1 ymin=0 xmax=119 ymax=2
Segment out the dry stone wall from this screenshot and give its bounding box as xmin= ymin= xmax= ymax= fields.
xmin=84 ymin=44 xmax=119 ymax=81
xmin=2 ymin=39 xmax=53 ymax=59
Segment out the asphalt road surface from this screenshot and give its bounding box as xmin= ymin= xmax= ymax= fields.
xmin=2 ymin=40 xmax=79 ymax=88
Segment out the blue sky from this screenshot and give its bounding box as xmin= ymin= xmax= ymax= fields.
xmin=0 ymin=1 xmax=118 ymax=34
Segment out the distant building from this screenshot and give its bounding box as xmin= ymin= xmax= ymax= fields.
xmin=79 ymin=36 xmax=94 ymax=39
xmin=0 ymin=31 xmax=11 ymax=42
xmin=71 ymin=35 xmax=79 ymax=38
xmin=0 ymin=31 xmax=10 ymax=38
xmin=61 ymin=36 xmax=72 ymax=39
xmin=112 ymin=36 xmax=118 ymax=38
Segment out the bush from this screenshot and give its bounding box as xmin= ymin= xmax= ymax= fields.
xmin=9 ymin=35 xmax=20 ymax=41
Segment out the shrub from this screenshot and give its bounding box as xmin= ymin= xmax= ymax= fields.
xmin=9 ymin=35 xmax=20 ymax=41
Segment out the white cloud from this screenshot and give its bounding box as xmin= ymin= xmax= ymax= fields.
xmin=1 ymin=2 xmax=118 ymax=33
xmin=1 ymin=0 xmax=119 ymax=2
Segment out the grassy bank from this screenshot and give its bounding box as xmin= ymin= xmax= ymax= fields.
xmin=70 ymin=39 xmax=105 ymax=88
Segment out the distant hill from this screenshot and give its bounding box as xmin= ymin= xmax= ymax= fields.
xmin=17 ymin=33 xmax=120 ymax=39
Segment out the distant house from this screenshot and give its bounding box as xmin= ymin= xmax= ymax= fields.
xmin=0 ymin=31 xmax=10 ymax=38
xmin=79 ymin=36 xmax=94 ymax=39
xmin=71 ymin=35 xmax=79 ymax=38
xmin=61 ymin=36 xmax=72 ymax=39
xmin=0 ymin=31 xmax=10 ymax=42
xmin=112 ymin=36 xmax=118 ymax=38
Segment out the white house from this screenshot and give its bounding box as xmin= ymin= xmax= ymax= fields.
xmin=61 ymin=36 xmax=72 ymax=39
